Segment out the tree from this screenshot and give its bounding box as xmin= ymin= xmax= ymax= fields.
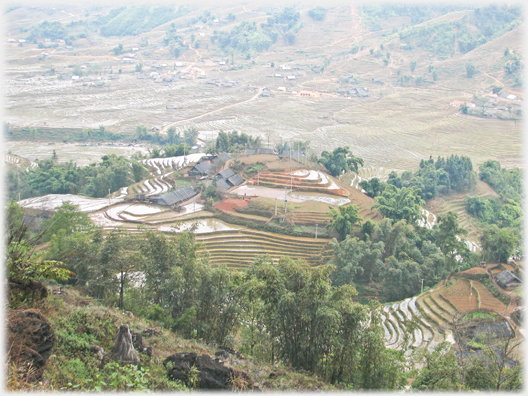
xmin=435 ymin=211 xmax=469 ymax=271
xmin=412 ymin=343 xmax=463 ymax=390
xmin=308 ymin=6 xmax=327 ymax=21
xmin=167 ymin=126 xmax=177 ymax=145
xmin=131 ymin=162 xmax=148 ymax=182
xmin=183 ymin=127 xmax=199 ymax=146
xmin=330 ymin=236 xmax=384 ymax=285
xmin=359 ymin=177 xmax=386 ymax=198
xmin=135 ymin=63 xmax=143 ymax=72
xmin=480 ymin=225 xmax=518 ymax=263
xmin=318 ymin=147 xmax=364 ymax=177
xmin=91 ymin=227 xmax=138 ymax=310
xmin=460 ymin=103 xmax=468 ymax=114
xmin=135 ymin=124 xmax=148 ymax=140
xmin=410 ymin=60 xmax=417 ymax=72
xmin=43 ymin=201 xmax=93 ymax=241
xmin=328 ymin=205 xmax=362 ymax=240
xmin=466 ymin=62 xmax=477 ymax=78
xmin=373 ymin=185 xmax=425 ymax=226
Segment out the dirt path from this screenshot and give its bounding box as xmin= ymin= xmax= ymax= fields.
xmin=161 ymin=87 xmax=264 ymax=132
xmin=482 ymin=71 xmax=504 ymax=87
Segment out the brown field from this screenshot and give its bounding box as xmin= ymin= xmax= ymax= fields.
xmin=440 ymin=278 xmax=478 ymax=312
xmin=472 ymin=281 xmax=508 ymax=314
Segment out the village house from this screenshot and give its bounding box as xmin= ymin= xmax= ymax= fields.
xmin=215 ymin=168 xmax=244 ymax=191
xmin=153 ymin=185 xmax=197 ymax=208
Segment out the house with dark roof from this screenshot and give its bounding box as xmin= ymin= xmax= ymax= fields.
xmin=280 ymin=149 xmax=305 ymax=159
xmin=212 ymin=152 xmax=231 ymax=168
xmin=495 ymin=270 xmax=522 ymax=289
xmin=215 ymin=168 xmax=244 ymax=191
xmin=154 ymin=186 xmax=197 ymax=207
xmin=189 ymin=161 xmax=214 ymax=176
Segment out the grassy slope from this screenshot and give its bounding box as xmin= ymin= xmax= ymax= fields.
xmin=21 ymin=286 xmax=336 ymax=392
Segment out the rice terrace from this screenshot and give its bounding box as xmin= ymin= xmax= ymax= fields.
xmin=4 ymin=1 xmax=525 ymax=392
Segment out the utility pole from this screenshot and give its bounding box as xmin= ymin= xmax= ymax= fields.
xmin=108 ymin=189 xmax=111 ymax=205
xmin=284 ymin=188 xmax=287 ymax=214
xmin=257 ymin=171 xmax=260 ymax=185
xmin=275 ymin=197 xmax=278 ymax=216
xmin=289 ymin=140 xmax=292 ymax=192
xmin=315 ymin=224 xmax=318 ymax=239
xmin=421 ymin=279 xmax=424 ymax=294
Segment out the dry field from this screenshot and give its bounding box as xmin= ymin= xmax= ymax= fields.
xmin=4 ymin=4 xmax=523 ymax=172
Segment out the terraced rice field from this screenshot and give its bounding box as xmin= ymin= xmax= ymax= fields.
xmin=142 ymin=153 xmax=208 ymax=175
xmin=472 ymin=281 xmax=508 ymax=314
xmin=426 ymin=179 xmax=498 ymax=246
xmin=380 ymin=296 xmax=448 ymax=357
xmin=248 ymin=169 xmax=348 ymax=196
xmin=440 ymin=278 xmax=478 ymax=312
xmin=195 ymin=228 xmax=332 ymax=269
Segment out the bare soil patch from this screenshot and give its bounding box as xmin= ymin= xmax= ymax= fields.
xmin=440 ymin=278 xmax=478 ymax=312
xmin=215 ymin=198 xmax=250 ymax=212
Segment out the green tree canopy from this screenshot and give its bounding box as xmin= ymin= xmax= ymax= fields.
xmin=328 ymin=205 xmax=362 ymax=239
xmin=373 ymin=184 xmax=425 ymax=225
xmin=318 ymin=147 xmax=364 ymax=177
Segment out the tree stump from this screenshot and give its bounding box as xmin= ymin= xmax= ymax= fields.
xmin=111 ymin=324 xmax=140 ymax=366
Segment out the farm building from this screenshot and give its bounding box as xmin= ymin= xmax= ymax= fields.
xmin=212 ymin=153 xmax=231 ymax=167
xmin=215 ymin=168 xmax=244 ymax=191
xmin=244 ymin=148 xmax=275 ymax=155
xmin=189 ymin=161 xmax=214 ymax=176
xmin=299 ymin=90 xmax=319 ymax=98
xmin=280 ymin=149 xmax=305 ymax=159
xmin=495 ymin=270 xmax=522 ymax=289
xmin=154 ymin=186 xmax=197 ymax=207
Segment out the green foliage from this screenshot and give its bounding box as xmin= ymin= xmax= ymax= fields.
xmin=262 ymin=7 xmax=302 ymax=45
xmin=478 ymin=160 xmax=522 ymax=204
xmin=359 ymin=177 xmax=386 ymax=198
xmin=42 ymin=201 xmax=94 ymax=241
xmin=389 ymin=155 xmax=476 ymax=201
xmin=212 ymin=21 xmax=273 ymax=53
xmin=435 ymin=212 xmax=470 ymax=271
xmin=6 ymin=202 xmax=74 ymax=286
xmin=245 ymin=257 xmax=407 ymax=388
xmin=97 ymin=5 xmax=189 ymax=37
xmin=373 ymin=185 xmax=425 ymax=226
xmin=327 ymin=205 xmax=362 ymax=240
xmin=308 ymin=7 xmax=327 ymax=21
xmin=215 ymin=130 xmax=261 ymax=153
xmin=7 ymin=154 xmax=137 ymax=201
xmin=330 ymin=236 xmax=384 ymax=285
xmin=466 ymin=62 xmax=477 ymax=78
xmin=318 ymin=147 xmax=364 ymax=177
xmin=412 ymin=342 xmax=463 ymax=390
xmin=480 ymin=225 xmax=518 ymax=263
xmin=410 ymin=60 xmax=417 ymax=72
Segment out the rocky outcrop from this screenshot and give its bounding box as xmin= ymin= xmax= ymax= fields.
xmin=111 ymin=324 xmax=140 ymax=366
xmin=163 ymin=352 xmax=254 ymax=390
xmin=7 ymin=310 xmax=55 ymax=381
xmin=131 ymin=331 xmax=152 ymax=357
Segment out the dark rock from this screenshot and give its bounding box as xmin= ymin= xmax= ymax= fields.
xmin=7 ymin=309 xmax=55 ymax=381
xmin=90 ymin=345 xmax=105 ymax=361
xmin=142 ymin=328 xmax=162 ymax=338
xmin=111 ymin=324 xmax=140 ymax=366
xmin=215 ymin=350 xmax=229 ymax=359
xmin=163 ymin=352 xmax=254 ymax=390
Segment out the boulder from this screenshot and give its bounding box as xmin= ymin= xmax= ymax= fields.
xmin=163 ymin=352 xmax=254 ymax=390
xmin=131 ymin=332 xmax=152 ymax=356
xmin=111 ymin=324 xmax=140 ymax=366
xmin=7 ymin=310 xmax=55 ymax=381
